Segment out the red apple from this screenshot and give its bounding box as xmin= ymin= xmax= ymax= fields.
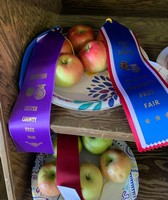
xmin=100 ymin=148 xmax=132 ymax=183
xmin=60 ymin=39 xmax=73 ymax=54
xmin=79 ymin=40 xmax=107 ymax=73
xmin=55 ymin=53 xmax=84 ymax=87
xmin=67 ymin=25 xmax=95 ymax=53
xmin=96 ymin=31 xmax=104 ymax=42
xmin=37 ymin=161 xmax=60 ymax=197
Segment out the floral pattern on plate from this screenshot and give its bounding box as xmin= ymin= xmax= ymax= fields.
xmin=52 ymin=61 xmax=168 ymax=111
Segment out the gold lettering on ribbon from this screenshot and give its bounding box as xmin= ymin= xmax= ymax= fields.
xmin=120 ymin=62 xmax=141 ymax=72
xmin=25 ymin=141 xmax=43 ymax=147
xmin=145 ymin=113 xmax=168 ymax=124
xmin=30 ymin=73 xmax=47 ymax=80
xmin=127 ymin=80 xmax=155 ymax=91
xmin=155 ymin=115 xmax=161 ymax=121
xmin=145 ymin=119 xmax=151 ymax=124
xmin=22 ymin=116 xmax=37 ymax=122
xmin=34 ymin=84 xmax=46 ymax=100
xmin=25 ymin=84 xmax=46 ymax=100
xmin=25 ymin=127 xmax=35 ymax=132
xmin=24 ymin=106 xmax=38 ymax=111
xmin=130 ymin=63 xmax=141 ymax=73
xmin=27 ymin=135 xmax=36 ymax=139
xmin=139 ymin=89 xmax=154 ymax=98
xmin=118 ymin=41 xmax=133 ymax=55
xmin=26 ymin=87 xmax=35 ymax=97
xmin=125 ymin=74 xmax=148 ymax=83
xmin=144 ymin=100 xmax=160 ymax=109
xmin=165 ymin=112 xmax=168 ymax=118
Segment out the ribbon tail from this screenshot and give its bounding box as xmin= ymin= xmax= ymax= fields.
xmin=101 ymin=19 xmax=168 ymax=152
xmin=56 ymin=134 xmax=84 ymax=199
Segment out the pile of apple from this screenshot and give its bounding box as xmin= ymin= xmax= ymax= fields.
xmin=37 ymin=136 xmax=132 ymax=200
xmin=55 ymin=25 xmax=108 ymax=88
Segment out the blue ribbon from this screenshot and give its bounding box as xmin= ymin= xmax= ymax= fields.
xmin=102 ymin=20 xmax=168 ymax=151
xmin=19 ymin=26 xmax=61 ymax=89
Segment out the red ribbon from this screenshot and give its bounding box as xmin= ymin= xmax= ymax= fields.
xmin=56 ymin=134 xmax=84 ymax=199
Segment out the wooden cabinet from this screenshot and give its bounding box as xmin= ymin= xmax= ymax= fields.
xmin=0 ymin=0 xmax=168 ymax=199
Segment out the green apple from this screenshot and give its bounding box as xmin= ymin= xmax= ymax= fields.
xmin=82 ymin=136 xmax=113 ymax=155
xmin=100 ymin=148 xmax=132 ymax=183
xmin=55 ymin=53 xmax=84 ymax=87
xmin=37 ymin=161 xmax=60 ymax=196
xmin=80 ymin=163 xmax=103 ymax=200
xmin=52 ymin=136 xmax=82 ymax=158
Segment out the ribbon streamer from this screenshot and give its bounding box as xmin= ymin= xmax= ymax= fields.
xmin=57 ymin=134 xmax=84 ymax=199
xmin=9 ymin=26 xmax=83 ymax=198
xmin=8 ymin=29 xmax=64 ymax=153
xmin=101 ymin=20 xmax=168 ymax=152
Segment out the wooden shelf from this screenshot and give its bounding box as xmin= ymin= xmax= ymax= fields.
xmin=51 ymin=105 xmax=134 ymax=141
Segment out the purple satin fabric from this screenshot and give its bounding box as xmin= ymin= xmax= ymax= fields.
xmin=9 ymin=29 xmax=64 ymax=153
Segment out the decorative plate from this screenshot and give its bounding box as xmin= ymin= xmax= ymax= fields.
xmin=31 ymin=139 xmax=139 ymax=200
xmin=20 ymin=28 xmax=165 ymax=111
xmin=52 ymin=61 xmax=168 ymax=111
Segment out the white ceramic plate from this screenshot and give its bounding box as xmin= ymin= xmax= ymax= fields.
xmin=31 ymin=139 xmax=139 ymax=200
xmin=156 ymin=47 xmax=168 ymax=69
xmin=52 ymin=61 xmax=168 ymax=111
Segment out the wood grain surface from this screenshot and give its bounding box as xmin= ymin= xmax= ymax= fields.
xmin=51 ymin=105 xmax=133 ymax=141
xmin=0 ymin=0 xmax=168 ymax=199
xmin=0 ymin=160 xmax=7 ymax=200
xmin=0 ymin=0 xmax=62 ymax=199
xmin=61 ymin=0 xmax=168 ymax=18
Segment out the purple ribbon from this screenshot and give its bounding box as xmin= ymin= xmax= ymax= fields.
xmin=9 ymin=29 xmax=65 ymax=153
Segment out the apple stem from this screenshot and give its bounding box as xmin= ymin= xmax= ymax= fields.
xmin=106 ymin=159 xmax=113 ymax=166
xmin=61 ymin=60 xmax=66 ymax=64
xmin=86 ymin=174 xmax=91 ymax=181
xmin=49 ymin=172 xmax=56 ymax=180
xmin=85 ymin=44 xmax=90 ymax=51
xmin=64 ymin=36 xmax=75 ymax=55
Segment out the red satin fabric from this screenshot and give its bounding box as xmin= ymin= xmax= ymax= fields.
xmin=56 ymin=134 xmax=83 ymax=199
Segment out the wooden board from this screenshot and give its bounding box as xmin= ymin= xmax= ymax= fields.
xmin=51 ymin=105 xmax=133 ymax=141
xmin=61 ymin=0 xmax=168 ymax=18
xmin=0 ymin=160 xmax=8 ymax=200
